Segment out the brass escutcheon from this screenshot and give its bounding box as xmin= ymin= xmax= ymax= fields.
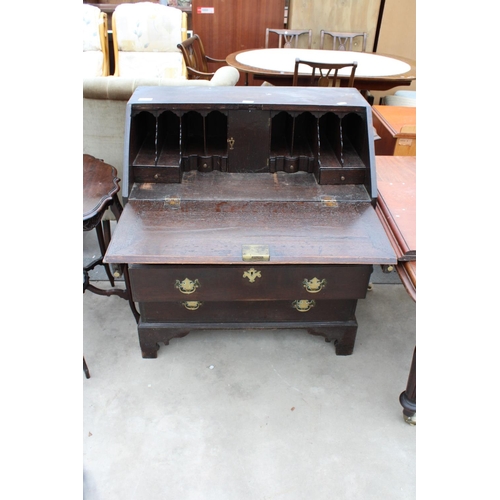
xmin=227 ymin=137 xmax=235 ymax=150
xmin=243 ymin=268 xmax=261 ymax=283
xmin=292 ymin=299 xmax=316 ymax=312
xmin=175 ymin=278 xmax=200 ymax=294
xmin=302 ymin=277 xmax=327 ymax=293
xmin=182 ymin=301 xmax=202 ymax=311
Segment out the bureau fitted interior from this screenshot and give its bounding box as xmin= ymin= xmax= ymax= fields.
xmin=129 ymin=107 xmax=370 ymax=185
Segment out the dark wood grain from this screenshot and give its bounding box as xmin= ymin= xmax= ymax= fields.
xmin=105 ymin=197 xmax=395 ymax=265
xmin=83 ymin=154 xmax=120 ymax=221
xmin=129 ymin=264 xmax=372 ymax=302
xmin=139 ymin=299 xmax=358 ymax=323
xmin=107 ymin=86 xmax=398 ymax=358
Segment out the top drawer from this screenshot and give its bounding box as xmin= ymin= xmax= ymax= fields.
xmin=129 ymin=264 xmax=372 ymax=302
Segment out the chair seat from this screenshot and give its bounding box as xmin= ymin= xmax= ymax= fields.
xmin=83 ymin=51 xmax=104 ymax=78
xmin=117 ymin=51 xmax=186 ymax=79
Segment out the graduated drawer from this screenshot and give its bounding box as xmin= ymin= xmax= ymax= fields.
xmin=139 ymin=299 xmax=357 ymax=323
xmin=129 ymin=264 xmax=372 ymax=302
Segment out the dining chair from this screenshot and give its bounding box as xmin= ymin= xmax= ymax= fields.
xmin=265 ymin=28 xmax=312 ymax=49
xmin=320 ymin=31 xmax=367 ymax=52
xmin=292 ymin=58 xmax=358 ymax=87
xmin=177 ymin=34 xmax=227 ymax=80
xmin=83 ymin=4 xmax=109 ymax=77
xmin=112 ymin=2 xmax=188 ymax=78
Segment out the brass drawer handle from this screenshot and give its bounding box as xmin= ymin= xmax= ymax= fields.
xmin=292 ymin=299 xmax=316 ymax=312
xmin=182 ymin=301 xmax=203 ymax=311
xmin=243 ymin=268 xmax=262 ymax=283
xmin=302 ymin=277 xmax=326 ymax=293
xmin=175 ymin=278 xmax=200 ymax=294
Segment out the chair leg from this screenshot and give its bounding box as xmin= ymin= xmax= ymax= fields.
xmin=83 ymin=357 xmax=90 ymax=379
xmin=95 ymin=222 xmax=115 ymax=286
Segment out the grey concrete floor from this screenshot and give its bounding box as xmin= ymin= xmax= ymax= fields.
xmin=83 ymin=226 xmax=416 ymax=500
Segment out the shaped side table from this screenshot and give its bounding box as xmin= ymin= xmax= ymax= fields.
xmin=83 ymin=154 xmax=140 ymax=323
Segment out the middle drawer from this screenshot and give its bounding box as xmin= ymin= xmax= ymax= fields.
xmin=129 ymin=264 xmax=372 ymax=302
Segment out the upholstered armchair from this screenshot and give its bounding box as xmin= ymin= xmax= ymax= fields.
xmin=112 ymin=2 xmax=188 ymax=79
xmin=83 ymin=4 xmax=109 ymax=77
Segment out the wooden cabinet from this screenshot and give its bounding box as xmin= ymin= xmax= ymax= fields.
xmin=372 ymin=105 xmax=416 ymax=156
xmin=191 ymin=0 xmax=285 ymax=82
xmin=104 ymin=86 xmax=396 ymax=359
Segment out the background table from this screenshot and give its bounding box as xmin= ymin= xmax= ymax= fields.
xmin=83 ymin=154 xmax=140 ymax=323
xmin=375 ymin=155 xmax=416 ymax=424
xmin=372 ymin=105 xmax=416 ymax=156
xmin=226 ymin=48 xmax=416 ymax=90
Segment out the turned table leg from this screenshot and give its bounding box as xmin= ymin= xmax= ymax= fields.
xmin=399 ymin=347 xmax=416 ymax=425
xmin=83 ymin=357 xmax=90 ymax=379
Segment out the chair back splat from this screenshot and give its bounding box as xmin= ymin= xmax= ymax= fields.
xmin=320 ymin=31 xmax=367 ymax=52
xmin=292 ymin=59 xmax=358 ymax=88
xmin=265 ymin=29 xmax=312 ymax=49
xmin=177 ymin=34 xmax=227 ymax=80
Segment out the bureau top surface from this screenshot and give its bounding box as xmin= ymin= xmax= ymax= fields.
xmin=129 ymin=86 xmax=371 ymax=111
xmin=105 ymin=173 xmax=395 ymax=266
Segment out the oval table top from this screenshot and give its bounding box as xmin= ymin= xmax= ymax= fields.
xmin=226 ymin=48 xmax=416 ymax=90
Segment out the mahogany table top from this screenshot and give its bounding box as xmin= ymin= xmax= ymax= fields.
xmin=83 ymin=154 xmax=120 ymax=221
xmin=375 ymin=156 xmax=416 ymax=300
xmin=375 ymin=155 xmax=416 ymax=261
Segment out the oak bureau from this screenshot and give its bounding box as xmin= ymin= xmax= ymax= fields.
xmin=104 ymin=86 xmax=396 ymax=358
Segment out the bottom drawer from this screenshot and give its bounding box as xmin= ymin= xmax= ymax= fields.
xmin=139 ymin=299 xmax=357 ymax=323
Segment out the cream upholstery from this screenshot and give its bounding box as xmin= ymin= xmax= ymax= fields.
xmin=83 ymin=67 xmax=240 ymax=220
xmin=83 ymin=4 xmax=109 ymax=77
xmin=112 ymin=2 xmax=188 ymax=79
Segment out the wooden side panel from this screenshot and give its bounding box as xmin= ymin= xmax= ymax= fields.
xmin=192 ymin=0 xmax=286 ymax=59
